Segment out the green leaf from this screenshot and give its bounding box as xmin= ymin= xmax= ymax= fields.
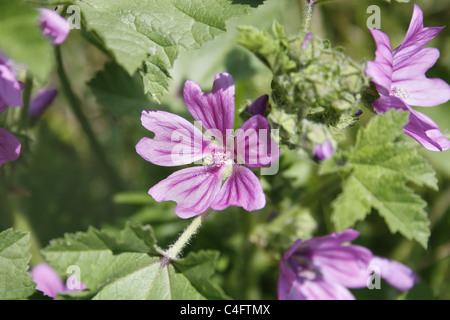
xmin=43 ymin=222 xmax=226 ymax=299
xmin=87 ymin=62 xmax=152 ymax=115
xmin=174 ymin=250 xmax=230 ymax=300
xmin=92 ymin=256 xmax=204 ymax=300
xmin=320 ymin=110 xmax=436 ymax=248
xmin=51 ymin=0 xmax=264 ymax=102
xmin=0 ymin=0 xmax=53 ymax=81
xmin=0 ymin=229 xmax=36 ymax=299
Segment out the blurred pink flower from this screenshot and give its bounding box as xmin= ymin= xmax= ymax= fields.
xmin=38 ymin=8 xmax=70 ymax=45
xmin=0 ymin=53 xmax=23 ymax=166
xmin=247 ymin=94 xmax=269 ymax=116
xmin=278 ymin=229 xmax=417 ymax=300
xmin=29 ymin=88 xmax=58 ymax=117
xmin=313 ymin=140 xmax=333 ymax=160
xmin=31 ymin=263 xmax=86 ymax=299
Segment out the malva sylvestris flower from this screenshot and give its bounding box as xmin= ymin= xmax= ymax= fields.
xmin=366 ymin=4 xmax=450 ymax=151
xmin=38 ymin=8 xmax=70 ymax=45
xmin=0 ymin=53 xmax=23 ymax=114
xmin=0 ymin=127 xmax=21 ymax=166
xmin=278 ymin=229 xmax=417 ymax=300
xmin=313 ymin=140 xmax=333 ymax=160
xmin=30 ymin=264 xmax=86 ymax=299
xmin=0 ymin=54 xmax=23 ymax=166
xmin=247 ymin=94 xmax=269 ymax=116
xmin=29 ymin=88 xmax=58 ymax=117
xmin=136 ymin=73 xmax=280 ymax=218
xmin=0 ymin=8 xmax=68 ymax=166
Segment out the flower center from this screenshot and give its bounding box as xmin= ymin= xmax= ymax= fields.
xmin=203 ymin=151 xmax=233 ymax=166
xmin=298 ymin=269 xmax=317 ymax=281
xmin=392 ymin=86 xmax=410 ymax=99
xmin=289 ymin=253 xmax=321 ymax=282
xmin=203 ymin=150 xmax=235 ymax=179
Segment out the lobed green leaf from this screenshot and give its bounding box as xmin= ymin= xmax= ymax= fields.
xmin=50 ymin=0 xmax=264 ymax=102
xmin=43 ymin=222 xmax=227 ymax=300
xmin=320 ymin=110 xmax=436 ymax=248
xmin=0 ymin=229 xmax=36 ymax=299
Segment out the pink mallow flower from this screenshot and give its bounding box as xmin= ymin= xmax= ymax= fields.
xmin=313 ymin=140 xmax=333 ymax=160
xmin=0 ymin=128 xmax=21 ymax=166
xmin=136 ymin=73 xmax=280 ymax=218
xmin=38 ymin=8 xmax=70 ymax=45
xmin=31 ymin=264 xmax=86 ymax=299
xmin=278 ymin=229 xmax=418 ymax=300
xmin=29 ymin=88 xmax=58 ymax=117
xmin=0 ymin=53 xmax=24 ymax=114
xmin=247 ymin=94 xmax=269 ymax=116
xmin=366 ymin=4 xmax=450 ymax=151
xmin=0 ymin=54 xmax=23 ymax=166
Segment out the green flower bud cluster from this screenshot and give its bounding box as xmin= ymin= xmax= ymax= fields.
xmin=237 ymin=22 xmax=371 ymax=153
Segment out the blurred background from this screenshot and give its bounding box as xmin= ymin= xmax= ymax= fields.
xmin=0 ymin=0 xmax=449 ymax=299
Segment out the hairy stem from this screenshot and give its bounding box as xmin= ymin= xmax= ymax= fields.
xmin=55 ymin=46 xmax=122 ymax=190
xmin=165 ymin=211 xmax=209 ymax=260
xmin=303 ymin=0 xmax=315 ymax=32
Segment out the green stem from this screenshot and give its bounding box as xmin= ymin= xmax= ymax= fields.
xmin=20 ymin=73 xmax=33 ymax=130
xmin=55 ymin=46 xmax=122 ymax=190
xmin=242 ymin=212 xmax=257 ymax=299
xmin=165 ymin=211 xmax=209 ymax=260
xmin=303 ymin=0 xmax=315 ymax=32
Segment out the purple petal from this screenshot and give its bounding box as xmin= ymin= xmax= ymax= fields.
xmin=404 ymin=107 xmax=450 ymax=151
xmin=393 ymin=48 xmax=439 ymax=82
xmin=313 ymin=140 xmax=333 ymax=160
xmin=278 ymin=230 xmax=371 ymax=300
xmin=313 ymin=245 xmax=373 ymax=288
xmin=393 ymin=78 xmax=450 ymax=108
xmin=391 ymin=48 xmax=450 ymax=107
xmin=292 ymin=278 xmax=356 ymax=300
xmin=149 ymin=166 xmax=224 ymax=218
xmin=302 ymin=229 xmax=361 ymax=250
xmin=0 ymin=63 xmax=24 ymax=109
xmin=247 ymin=94 xmax=268 ymax=116
xmin=302 ymin=33 xmax=313 ymax=50
xmin=38 ymin=8 xmax=70 ymax=45
xmin=183 ymin=73 xmax=235 ymax=135
xmin=278 ymin=230 xmax=364 ymax=292
xmin=369 ymin=256 xmax=418 ymax=291
xmin=211 ymin=165 xmax=265 ymax=212
xmin=354 ymin=109 xmax=363 ymax=117
xmin=0 ymin=128 xmax=21 ymax=166
xmin=30 ymin=264 xmax=65 ymax=299
xmin=136 ymin=110 xmax=211 ymax=166
xmin=366 ymin=29 xmax=393 ymax=95
xmin=372 ymin=94 xmax=409 ymax=114
xmin=235 ymin=115 xmax=280 ymax=168
xmin=278 ymin=271 xmax=306 ymax=300
xmin=392 ymin=5 xmax=444 ymax=66
xmin=373 ymin=95 xmax=450 ymax=151
xmin=29 ymin=88 xmax=58 ymax=116
xmin=392 ymin=48 xmax=450 ymax=107
xmin=278 ymin=239 xmax=304 ymax=294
